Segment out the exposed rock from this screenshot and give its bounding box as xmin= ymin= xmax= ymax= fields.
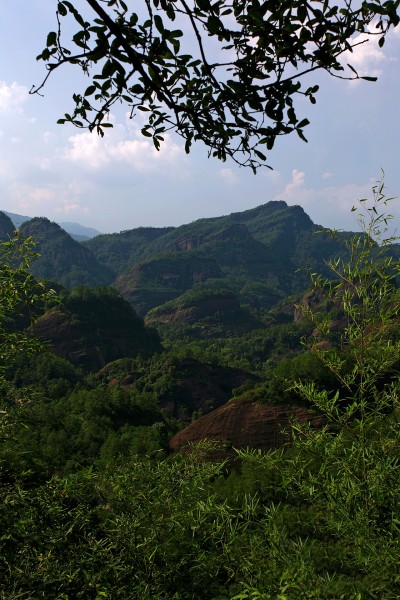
xmin=294 ymin=288 xmax=328 ymax=322
xmin=294 ymin=287 xmax=348 ymax=342
xmin=172 ymin=234 xmax=205 ymax=251
xmin=170 ymin=398 xmax=325 ymax=453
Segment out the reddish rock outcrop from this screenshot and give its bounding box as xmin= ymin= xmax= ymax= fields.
xmin=170 ymin=399 xmax=325 ymax=453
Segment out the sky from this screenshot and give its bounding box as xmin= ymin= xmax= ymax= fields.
xmin=1 ymin=1 xmax=400 ymax=235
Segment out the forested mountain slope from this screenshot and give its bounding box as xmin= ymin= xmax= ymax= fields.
xmin=30 ymin=286 xmax=162 ymax=371
xmin=85 ymin=200 xmax=344 ymax=278
xmin=0 ymin=211 xmax=15 ymax=241
xmin=83 ymin=226 xmax=175 ymax=274
xmin=19 ymin=217 xmax=114 ymax=288
xmin=82 ymin=201 xmax=350 ymax=315
xmin=9 ymin=201 xmax=352 ymax=317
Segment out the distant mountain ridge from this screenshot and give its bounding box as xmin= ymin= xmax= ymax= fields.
xmin=2 ymin=211 xmax=102 ymax=241
xmin=83 ymin=200 xmax=351 ymax=315
xmin=7 ymin=201 xmax=355 ymax=322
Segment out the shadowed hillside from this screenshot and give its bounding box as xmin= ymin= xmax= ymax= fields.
xmin=20 ymin=218 xmax=114 ymax=288
xmin=0 ymin=211 xmax=15 ymax=241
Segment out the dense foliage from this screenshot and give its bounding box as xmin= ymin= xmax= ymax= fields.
xmin=2 ymin=186 xmax=400 ymax=598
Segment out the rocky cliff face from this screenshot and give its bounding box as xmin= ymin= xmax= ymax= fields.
xmin=172 ymin=234 xmax=205 ymax=251
xmin=170 ymin=398 xmax=325 ymax=454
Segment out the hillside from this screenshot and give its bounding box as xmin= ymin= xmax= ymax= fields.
xmin=82 ymin=201 xmax=350 ymax=316
xmin=169 ymin=398 xmax=325 ymax=454
xmin=83 ymin=226 xmax=175 ymax=274
xmin=6 ymin=201 xmax=352 ymax=317
xmin=30 ymin=286 xmax=162 ymax=371
xmin=19 ymin=217 xmax=114 ymax=288
xmin=3 ymin=201 xmax=361 ymax=452
xmin=0 ymin=211 xmax=15 ymax=241
xmin=146 ymin=287 xmax=265 ymax=339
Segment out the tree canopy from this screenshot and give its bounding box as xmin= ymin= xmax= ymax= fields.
xmin=32 ymin=0 xmax=399 ymax=170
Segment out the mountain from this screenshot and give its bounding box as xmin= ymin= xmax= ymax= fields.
xmin=11 ymin=201 xmax=354 ymax=320
xmin=19 ymin=217 xmax=114 ymax=288
xmin=2 ymin=211 xmax=101 ymax=241
xmin=84 ymin=201 xmax=350 ymax=316
xmin=81 ymin=226 xmax=175 ymax=273
xmin=30 ymin=286 xmax=162 ymax=371
xmin=114 ymin=252 xmax=223 ymax=314
xmin=146 ymin=287 xmax=265 ymax=339
xmin=2 ymin=210 xmax=31 ymax=229
xmin=58 ymin=221 xmax=102 ymax=240
xmin=0 ymin=211 xmax=15 ymax=241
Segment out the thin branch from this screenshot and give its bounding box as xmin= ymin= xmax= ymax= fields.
xmin=84 ymin=0 xmax=177 ymax=110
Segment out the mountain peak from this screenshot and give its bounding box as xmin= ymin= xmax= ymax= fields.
xmin=19 ymin=217 xmax=114 ymax=288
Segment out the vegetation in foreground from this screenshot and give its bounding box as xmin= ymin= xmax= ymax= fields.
xmin=1 ymin=183 xmax=400 ymax=598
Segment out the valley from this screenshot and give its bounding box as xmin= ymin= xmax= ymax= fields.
xmin=1 ymin=197 xmax=400 ymax=598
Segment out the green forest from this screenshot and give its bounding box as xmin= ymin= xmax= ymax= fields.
xmin=1 ymin=188 xmax=400 ymax=599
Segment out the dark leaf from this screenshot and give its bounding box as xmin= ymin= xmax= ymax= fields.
xmin=46 ymin=31 xmax=57 ymax=47
xmin=57 ymin=2 xmax=68 ymax=17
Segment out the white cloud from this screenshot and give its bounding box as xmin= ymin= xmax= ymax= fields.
xmin=218 ymin=167 xmax=239 ymax=185
xmin=55 ymin=202 xmax=89 ymax=215
xmin=0 ymin=81 xmax=28 ymax=114
xmin=65 ymin=126 xmax=185 ymax=173
xmin=8 ymin=182 xmax=90 ymax=219
xmin=279 ymin=169 xmax=305 ymax=199
xmin=322 ymin=171 xmax=334 ymax=180
xmin=341 ymin=24 xmax=393 ymax=84
xmin=273 ymin=171 xmax=381 ymax=230
xmin=66 ymin=132 xmax=108 ymax=169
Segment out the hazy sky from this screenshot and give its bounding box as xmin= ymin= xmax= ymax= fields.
xmin=1 ymin=1 xmax=400 ymax=234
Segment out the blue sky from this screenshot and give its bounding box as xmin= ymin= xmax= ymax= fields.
xmin=1 ymin=1 xmax=400 ymax=234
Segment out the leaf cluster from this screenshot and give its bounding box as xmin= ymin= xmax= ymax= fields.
xmin=32 ymin=0 xmax=400 ymax=169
